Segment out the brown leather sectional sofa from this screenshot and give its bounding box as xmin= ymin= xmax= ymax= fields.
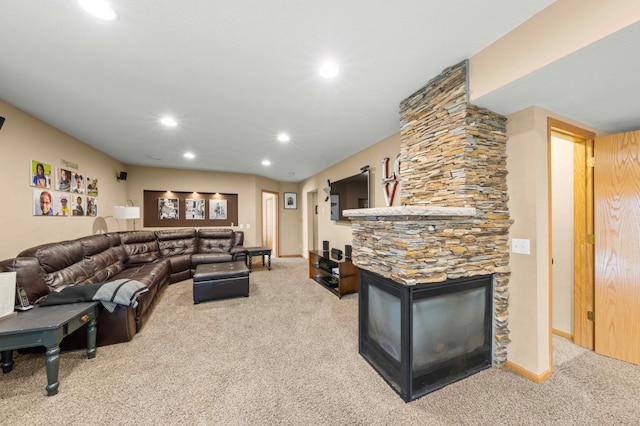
xmin=0 ymin=228 xmax=246 ymax=347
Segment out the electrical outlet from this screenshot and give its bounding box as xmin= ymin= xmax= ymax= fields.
xmin=239 ymin=224 xmax=244 ymax=229
xmin=512 ymin=238 xmax=530 ymax=255
xmin=246 ymin=224 xmax=250 ymax=229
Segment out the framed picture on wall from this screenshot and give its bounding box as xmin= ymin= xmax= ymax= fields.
xmin=71 ymin=172 xmax=85 ymax=194
xmin=185 ymin=198 xmax=205 ymax=220
xmin=209 ymin=199 xmax=227 ymax=219
xmin=159 ymin=198 xmax=179 ymax=220
xmin=33 ymin=189 xmax=53 ymax=215
xmin=86 ymin=176 xmax=99 ymax=197
xmin=86 ymin=196 xmax=97 ymax=217
xmin=56 ymin=167 xmax=71 ymax=192
xmin=284 ymin=192 xmax=297 ymax=209
xmin=30 ymin=160 xmax=51 ymax=188
xmin=72 ymin=195 xmax=85 ymax=216
xmin=55 ymin=192 xmax=71 ymax=216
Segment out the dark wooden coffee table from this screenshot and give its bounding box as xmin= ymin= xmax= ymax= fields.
xmin=0 ymin=302 xmax=99 ymax=396
xmin=245 ymin=246 xmax=272 ymax=271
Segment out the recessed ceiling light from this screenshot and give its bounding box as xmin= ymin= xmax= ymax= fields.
xmin=277 ymin=133 xmax=290 ymax=142
xmin=184 ymin=152 xmax=195 ymax=159
xmin=160 ymin=116 xmax=177 ymax=127
xmin=77 ymin=0 xmax=118 ymax=21
xmin=262 ymin=160 xmax=271 ymax=166
xmin=319 ymin=62 xmax=339 ymax=79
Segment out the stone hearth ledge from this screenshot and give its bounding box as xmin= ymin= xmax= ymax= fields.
xmin=343 ymin=205 xmax=476 ymax=218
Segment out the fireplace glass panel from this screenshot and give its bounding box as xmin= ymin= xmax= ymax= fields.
xmin=412 ymin=287 xmax=486 ymax=370
xmin=367 ymin=284 xmax=402 ymax=362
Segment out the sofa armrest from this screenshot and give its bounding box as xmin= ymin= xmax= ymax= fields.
xmin=234 ymin=231 xmax=244 ymax=247
xmin=0 ymin=257 xmax=50 ymax=304
xmin=230 ymin=247 xmax=248 ymax=262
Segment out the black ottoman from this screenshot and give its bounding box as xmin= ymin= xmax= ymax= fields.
xmin=193 ymin=261 xmax=249 ymax=303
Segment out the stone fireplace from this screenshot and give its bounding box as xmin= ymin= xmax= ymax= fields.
xmin=344 ymin=60 xmax=511 ymax=401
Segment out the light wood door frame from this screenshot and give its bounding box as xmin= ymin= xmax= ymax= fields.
xmin=548 ymin=118 xmax=595 ymax=352
xmin=261 ymin=190 xmax=279 ymax=257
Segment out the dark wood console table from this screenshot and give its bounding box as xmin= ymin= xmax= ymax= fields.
xmin=308 ymin=250 xmax=358 ymax=298
xmin=0 ymin=302 xmax=99 ymax=396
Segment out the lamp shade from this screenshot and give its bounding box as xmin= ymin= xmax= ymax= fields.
xmin=113 ymin=206 xmax=140 ymax=219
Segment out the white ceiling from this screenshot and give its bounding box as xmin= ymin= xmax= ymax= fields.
xmin=5 ymin=1 xmax=636 ymax=183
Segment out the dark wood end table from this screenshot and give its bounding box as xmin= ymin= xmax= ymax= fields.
xmin=0 ymin=302 xmax=99 ymax=396
xmin=245 ymin=247 xmax=272 ymax=271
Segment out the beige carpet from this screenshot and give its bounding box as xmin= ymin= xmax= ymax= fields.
xmin=1 ymin=258 xmax=639 ymax=425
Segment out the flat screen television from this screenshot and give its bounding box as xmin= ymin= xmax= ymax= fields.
xmin=330 ymin=170 xmax=370 ymax=221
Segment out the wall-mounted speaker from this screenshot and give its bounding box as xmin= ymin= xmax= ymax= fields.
xmin=0 ymin=117 xmax=5 ymax=130
xmin=322 ymin=240 xmax=329 ymax=251
xmin=117 ymin=171 xmax=128 ymax=181
xmin=345 ymin=245 xmax=352 ymax=259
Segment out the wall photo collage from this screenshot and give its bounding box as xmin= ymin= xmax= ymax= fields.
xmin=30 ymin=160 xmax=98 ymax=217
xmin=144 ymin=190 xmax=238 ymax=227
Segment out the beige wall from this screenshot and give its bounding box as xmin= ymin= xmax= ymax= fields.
xmin=110 ymin=165 xmax=302 ymax=255
xmin=300 ymin=133 xmax=401 ymax=255
xmin=0 ymin=99 xmax=127 ymax=260
xmin=0 ymin=99 xmax=302 ymax=260
xmin=506 ymin=106 xmax=603 ymax=376
xmin=469 ymin=0 xmax=640 ymax=100
xmin=125 ymin=166 xmax=261 ymax=245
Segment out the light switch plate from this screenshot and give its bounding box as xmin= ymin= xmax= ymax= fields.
xmin=246 ymin=224 xmax=250 ymax=229
xmin=512 ymin=238 xmax=530 ymax=255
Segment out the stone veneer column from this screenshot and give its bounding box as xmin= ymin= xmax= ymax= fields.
xmin=349 ymin=61 xmax=511 ymax=363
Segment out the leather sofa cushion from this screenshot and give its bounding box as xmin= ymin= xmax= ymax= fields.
xmin=156 ymin=228 xmax=196 ymax=257
xmin=197 ymin=229 xmax=234 ymax=253
xmin=106 ymin=232 xmax=129 ymax=264
xmin=119 ymin=231 xmax=161 ymax=265
xmin=167 ymin=254 xmax=191 ymax=274
xmin=78 ymin=235 xmax=125 ymax=282
xmin=80 ymin=234 xmax=110 ymax=256
xmin=19 ymin=240 xmax=84 ymax=273
xmin=191 ymin=252 xmax=233 ymax=266
xmin=88 ymin=247 xmax=125 ymax=283
xmin=18 ymin=240 xmax=94 ymax=289
xmin=115 ymin=259 xmax=170 ymax=329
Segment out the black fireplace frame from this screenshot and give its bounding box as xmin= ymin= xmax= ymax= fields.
xmin=359 ymin=269 xmax=493 ymax=402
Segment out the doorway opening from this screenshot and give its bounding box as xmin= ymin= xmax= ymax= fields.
xmin=306 ymin=190 xmax=318 ymax=252
xmin=261 ymin=190 xmax=278 ymax=259
xmin=548 ymin=118 xmax=595 ymax=369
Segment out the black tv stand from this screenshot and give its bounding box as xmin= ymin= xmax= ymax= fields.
xmin=308 ymin=250 xmax=358 ymax=298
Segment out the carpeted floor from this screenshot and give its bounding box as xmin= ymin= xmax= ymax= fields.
xmin=1 ymin=258 xmax=639 ymax=425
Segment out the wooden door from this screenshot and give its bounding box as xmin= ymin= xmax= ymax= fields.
xmin=594 ymin=130 xmax=640 ymax=365
xmin=261 ymin=191 xmax=276 ymax=253
xmin=264 ymin=196 xmax=274 ymax=249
